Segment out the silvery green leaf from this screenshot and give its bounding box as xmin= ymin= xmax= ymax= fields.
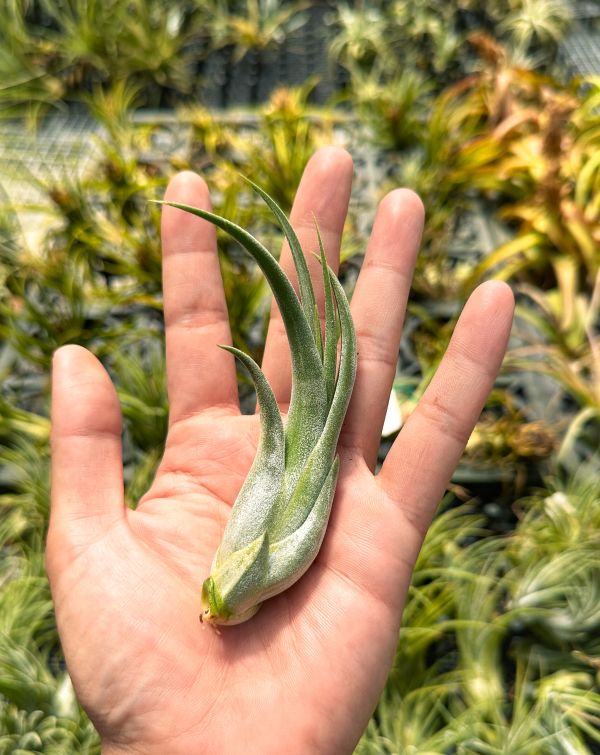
xmin=158 ymin=184 xmax=357 ymax=626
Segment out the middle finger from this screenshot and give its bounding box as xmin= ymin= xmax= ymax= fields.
xmin=339 ymin=188 xmax=424 ymax=470
xmin=260 ymin=146 xmax=354 ymax=411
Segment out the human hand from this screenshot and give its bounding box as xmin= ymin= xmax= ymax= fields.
xmin=46 ymin=147 xmax=514 ymax=755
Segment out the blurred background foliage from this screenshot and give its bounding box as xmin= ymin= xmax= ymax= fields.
xmin=0 ymin=0 xmax=599 ymax=752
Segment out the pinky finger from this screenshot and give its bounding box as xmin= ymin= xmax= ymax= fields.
xmin=378 ymin=281 xmax=514 ymax=537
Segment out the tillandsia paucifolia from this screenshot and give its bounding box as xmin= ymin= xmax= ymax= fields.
xmin=158 ymin=180 xmax=357 ymax=626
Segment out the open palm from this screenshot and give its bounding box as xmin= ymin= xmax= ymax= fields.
xmin=46 ymin=148 xmax=514 ymax=755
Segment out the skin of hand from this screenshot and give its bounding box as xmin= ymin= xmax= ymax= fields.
xmin=46 ymin=147 xmax=514 ymax=755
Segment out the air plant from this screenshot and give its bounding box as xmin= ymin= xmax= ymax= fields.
xmin=159 ymin=180 xmax=357 ymax=625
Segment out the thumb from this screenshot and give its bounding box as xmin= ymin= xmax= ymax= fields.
xmin=47 ymin=345 xmax=125 ymax=573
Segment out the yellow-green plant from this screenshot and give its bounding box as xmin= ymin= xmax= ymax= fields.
xmin=380 ymin=37 xmax=589 ymax=299
xmin=0 ymin=0 xmax=66 ymax=122
xmin=506 ymin=261 xmax=600 ymax=467
xmin=499 ymin=0 xmax=572 ymax=56
xmin=159 ymin=181 xmax=357 ymax=624
xmin=343 ymin=62 xmax=433 ymax=151
xmin=251 ymin=80 xmax=336 ymax=211
xmin=385 ymin=53 xmax=514 ymax=297
xmin=182 ymin=81 xmax=337 ymax=213
xmin=23 ymin=0 xmax=199 ymax=102
xmin=466 ymin=77 xmax=599 ymax=289
xmin=328 ymin=2 xmax=389 ymax=70
xmin=204 ymin=0 xmax=310 ymax=61
xmin=0 ymin=399 xmax=50 ymax=547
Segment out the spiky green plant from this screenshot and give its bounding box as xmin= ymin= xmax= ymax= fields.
xmin=204 ymin=0 xmax=310 ymax=61
xmin=158 ymin=180 xmax=357 ymax=625
xmin=499 ymin=0 xmax=572 ymax=54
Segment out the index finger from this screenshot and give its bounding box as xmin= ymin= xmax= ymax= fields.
xmin=161 ymin=172 xmax=239 ymax=426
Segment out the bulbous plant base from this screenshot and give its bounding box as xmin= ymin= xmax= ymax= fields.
xmin=200 ymin=576 xmax=261 ymax=626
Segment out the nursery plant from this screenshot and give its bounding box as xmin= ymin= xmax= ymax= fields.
xmin=465 ymin=78 xmax=599 ymax=290
xmin=356 ymin=475 xmax=600 ymax=753
xmin=203 ymin=0 xmax=310 ymax=62
xmin=507 ymin=265 xmax=600 ymax=471
xmin=182 ymin=79 xmax=338 ymax=212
